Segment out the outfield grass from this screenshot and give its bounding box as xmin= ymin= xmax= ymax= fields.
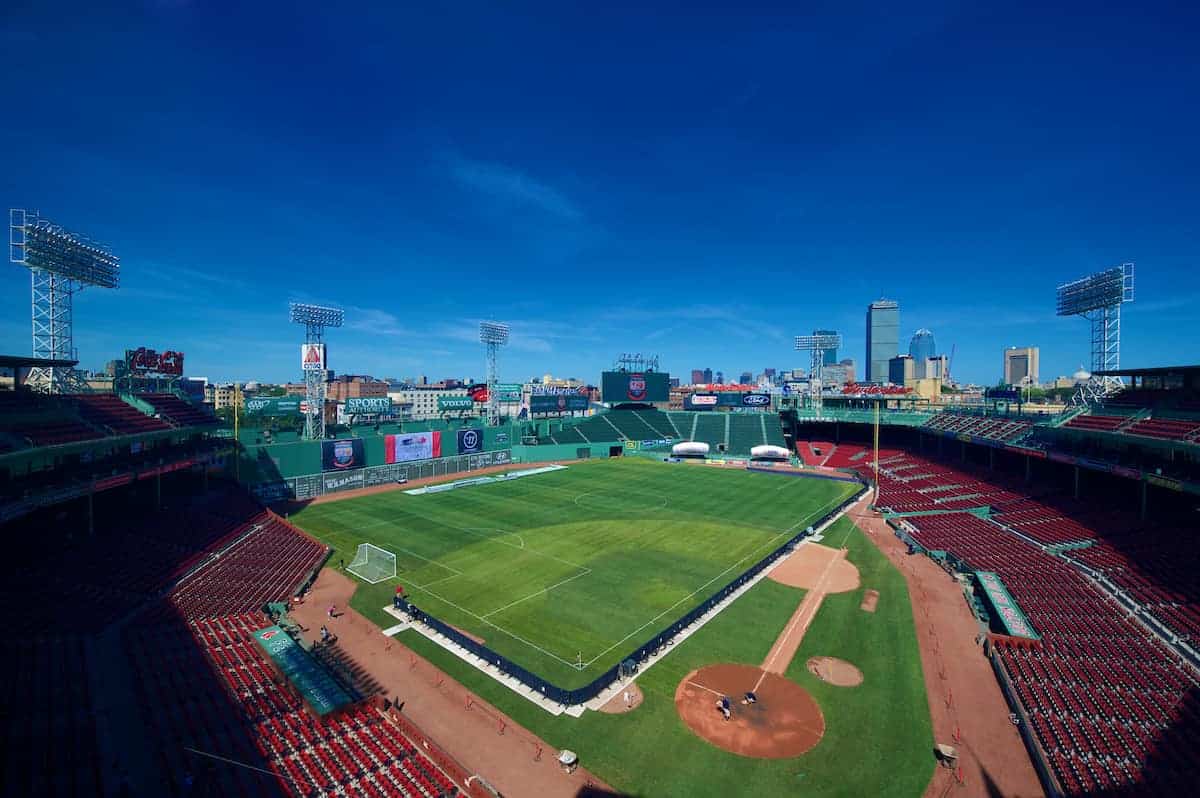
xmin=353 ymin=517 xmax=933 ymax=798
xmin=290 ymin=458 xmax=858 ymax=687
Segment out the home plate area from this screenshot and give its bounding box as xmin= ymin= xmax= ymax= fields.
xmin=674 ymin=664 xmax=824 ymax=758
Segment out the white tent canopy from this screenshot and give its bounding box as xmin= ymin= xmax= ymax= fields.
xmin=750 ymin=444 xmax=790 ymax=460
xmin=672 ymin=441 xmax=710 ymax=457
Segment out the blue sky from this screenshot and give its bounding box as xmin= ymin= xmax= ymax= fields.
xmin=2 ymin=1 xmax=1198 ymax=385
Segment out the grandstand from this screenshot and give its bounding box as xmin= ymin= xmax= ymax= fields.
xmin=789 ymin=410 xmax=1200 ymax=795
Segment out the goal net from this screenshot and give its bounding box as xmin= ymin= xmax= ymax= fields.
xmin=348 ymin=543 xmax=396 ymax=585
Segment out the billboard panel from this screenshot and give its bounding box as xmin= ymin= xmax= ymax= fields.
xmin=601 ymin=371 xmax=669 ymax=403
xmin=244 ymin=396 xmax=302 ymax=416
xmin=741 ymin=393 xmax=772 ymax=407
xmin=385 ymin=432 xmax=442 ymax=463
xmin=321 ymin=438 xmax=365 ymax=471
xmin=344 ymin=396 xmax=392 ymax=415
xmin=437 ymin=396 xmax=474 ymax=412
xmin=301 ymin=343 xmax=326 ymax=372
xmin=322 ymin=470 xmax=365 ymax=494
xmin=126 ymin=347 xmax=185 ymax=376
xmin=530 ymin=394 xmax=588 ymax=414
xmin=684 ymin=393 xmax=718 ymax=410
xmin=457 ymin=428 xmax=484 ymax=455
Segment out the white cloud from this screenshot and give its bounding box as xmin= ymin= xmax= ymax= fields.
xmin=446 ymin=155 xmax=582 ymax=221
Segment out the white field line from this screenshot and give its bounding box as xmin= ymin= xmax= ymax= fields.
xmin=686 ymin=680 xmax=726 ymax=698
xmin=411 ymin=581 xmax=582 ymax=669
xmin=482 ymin=568 xmax=594 ymax=619
xmin=582 ymin=489 xmax=850 ymax=669
xmin=760 ymin=547 xmax=845 ymax=677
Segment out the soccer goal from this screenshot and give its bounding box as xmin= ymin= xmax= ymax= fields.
xmin=348 ymin=543 xmax=396 ymax=584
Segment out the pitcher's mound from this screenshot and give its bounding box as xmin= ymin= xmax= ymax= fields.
xmin=769 ymin=544 xmax=859 ymax=593
xmin=598 ymin=682 xmax=643 ymax=714
xmin=860 ymin=589 xmax=879 ymax=613
xmin=675 ymin=663 xmax=824 ymax=758
xmin=806 ymin=656 xmax=864 ymax=687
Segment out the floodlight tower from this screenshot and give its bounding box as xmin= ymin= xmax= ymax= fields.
xmin=479 ymin=320 xmax=509 ymax=426
xmin=795 ymin=333 xmax=842 ymax=412
xmin=9 ymin=209 xmax=120 ymax=393
xmin=1055 ymin=264 xmax=1134 ymax=405
xmin=289 ymin=302 xmax=344 ymax=439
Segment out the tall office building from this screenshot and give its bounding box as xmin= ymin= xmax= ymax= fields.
xmin=738 ymin=372 xmax=753 ymax=385
xmin=813 ymin=329 xmax=840 ymax=365
xmin=888 ymin=355 xmax=916 ymax=385
xmin=715 ymin=371 xmax=724 ymax=385
xmin=908 ymin=328 xmax=936 ymax=373
xmin=866 ymin=299 xmax=900 ymax=383
xmin=1003 ymin=347 xmax=1040 ymax=386
xmin=690 ymin=369 xmax=705 ymax=385
xmin=703 ymin=368 xmax=713 ymax=384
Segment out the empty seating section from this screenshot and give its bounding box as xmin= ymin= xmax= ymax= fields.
xmin=125 ymin=609 xmax=461 ymax=798
xmin=726 ymin=414 xmax=765 ymax=456
xmin=763 ymin=417 xmax=787 ymax=448
xmin=797 ymin=441 xmax=836 ymax=467
xmin=1065 ymin=528 xmax=1200 ymax=643
xmin=1064 ymin=414 xmax=1127 ymax=433
xmin=0 ymin=390 xmax=103 ymax=448
xmin=902 ymin=513 xmax=1200 ymax=795
xmin=142 ymin=393 xmax=218 ymax=427
xmin=602 ymin=411 xmax=661 ymax=441
xmin=922 ymin=412 xmax=1032 ymax=442
xmin=692 ymin=414 xmax=727 ymax=451
xmin=665 ymin=412 xmax=695 ymax=439
xmin=0 ymin=636 xmax=102 ymax=797
xmin=169 ymin=518 xmax=328 ymax=620
xmin=1123 ymin=417 xmax=1200 ymax=442
xmin=2 ymin=487 xmax=266 ymax=635
xmin=72 ymin=393 xmax=171 ymax=435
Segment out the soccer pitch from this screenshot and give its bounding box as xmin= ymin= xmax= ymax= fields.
xmin=290 ymin=458 xmax=860 ymax=688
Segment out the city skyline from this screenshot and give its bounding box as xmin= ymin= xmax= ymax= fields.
xmin=2 ymin=3 xmax=1198 ymax=384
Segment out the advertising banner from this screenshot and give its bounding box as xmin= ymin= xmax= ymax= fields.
xmin=437 ymin=396 xmax=474 ymax=412
xmin=321 ymin=438 xmax=365 ymax=471
xmin=530 ymin=394 xmax=588 ymax=413
xmin=322 ymin=470 xmax=365 ymax=493
xmin=244 ymin=396 xmax=302 ymax=416
xmin=126 ymin=347 xmax=185 ymax=375
xmin=344 ymin=396 xmax=392 ymax=415
xmin=741 ymin=393 xmax=772 ymax=408
xmin=684 ymin=393 xmax=718 ymax=410
xmin=531 ymin=385 xmax=588 ymax=396
xmin=301 ymin=343 xmax=326 ymax=372
xmin=457 ymin=428 xmax=484 ymax=455
xmin=601 ymin=371 xmax=669 ymax=403
xmin=385 ymin=432 xmax=442 ymax=463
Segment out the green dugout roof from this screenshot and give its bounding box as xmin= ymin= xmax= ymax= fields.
xmin=253 ymin=625 xmax=356 ymax=716
xmin=975 ymin=571 xmax=1040 ymax=640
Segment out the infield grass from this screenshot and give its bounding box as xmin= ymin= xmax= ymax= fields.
xmin=289 ymin=458 xmax=859 ymax=687
xmin=373 ymin=516 xmax=934 ymax=797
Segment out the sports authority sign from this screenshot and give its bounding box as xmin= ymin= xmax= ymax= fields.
xmin=301 ymin=343 xmax=326 ymax=372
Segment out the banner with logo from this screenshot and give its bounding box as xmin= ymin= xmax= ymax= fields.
xmin=322 ymin=438 xmax=365 ymax=471
xmin=301 ymin=343 xmax=326 ymax=372
xmin=601 ymin=371 xmax=669 ymax=403
xmin=437 ymin=396 xmax=474 ymax=412
xmin=344 ymin=396 xmax=392 ymax=415
xmin=530 ymin=394 xmax=588 ymax=414
xmin=385 ymin=432 xmax=442 ymax=463
xmin=741 ymin=393 xmax=771 ymax=408
xmin=457 ymin=428 xmax=484 ymax=455
xmin=244 ymin=396 xmax=302 ymax=416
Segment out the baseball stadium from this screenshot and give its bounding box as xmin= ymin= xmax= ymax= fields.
xmin=3 ymin=205 xmax=1200 ymax=798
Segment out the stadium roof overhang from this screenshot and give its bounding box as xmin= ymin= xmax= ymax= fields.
xmin=1095 ymin=364 xmax=1200 ymax=391
xmin=0 ymin=354 xmax=79 ymax=371
xmin=1094 ymin=365 xmax=1200 ymax=378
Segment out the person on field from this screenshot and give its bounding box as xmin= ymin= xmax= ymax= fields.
xmin=328 ymin=604 xmax=336 ymax=620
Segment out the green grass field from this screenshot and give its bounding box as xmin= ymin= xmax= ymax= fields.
xmin=359 ymin=517 xmax=934 ymax=798
xmin=290 ymin=458 xmax=859 ymax=688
